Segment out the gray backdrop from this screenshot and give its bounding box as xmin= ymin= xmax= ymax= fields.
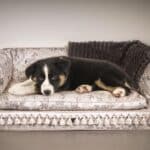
xmin=0 ymin=0 xmax=150 ymax=46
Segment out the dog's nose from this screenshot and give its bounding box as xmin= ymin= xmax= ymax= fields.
xmin=43 ymin=90 xmax=51 ymax=96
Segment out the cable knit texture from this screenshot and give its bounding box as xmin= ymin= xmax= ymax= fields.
xmin=68 ymin=41 xmax=150 ymax=89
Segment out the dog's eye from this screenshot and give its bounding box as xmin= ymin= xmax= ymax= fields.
xmin=38 ymin=76 xmax=44 ymax=81
xmin=51 ymin=76 xmax=58 ymax=81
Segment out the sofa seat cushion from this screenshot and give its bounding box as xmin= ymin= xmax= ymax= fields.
xmin=0 ymin=91 xmax=147 ymax=111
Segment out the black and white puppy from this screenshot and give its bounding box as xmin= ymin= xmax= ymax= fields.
xmin=8 ymin=56 xmax=134 ymax=97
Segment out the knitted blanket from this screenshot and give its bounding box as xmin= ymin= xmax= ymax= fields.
xmin=68 ymin=41 xmax=150 ymax=89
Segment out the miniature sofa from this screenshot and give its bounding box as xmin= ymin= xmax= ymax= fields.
xmin=0 ymin=45 xmax=150 ymax=130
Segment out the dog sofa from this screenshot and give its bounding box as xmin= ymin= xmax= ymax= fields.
xmin=0 ymin=43 xmax=150 ymax=131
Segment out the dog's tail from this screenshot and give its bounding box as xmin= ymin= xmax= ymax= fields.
xmin=123 ymin=78 xmax=140 ymax=96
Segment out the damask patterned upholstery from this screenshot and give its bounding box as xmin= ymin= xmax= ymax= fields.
xmin=0 ymin=49 xmax=13 ymax=93
xmin=0 ymin=47 xmax=150 ymax=130
xmin=0 ymin=47 xmax=148 ymax=110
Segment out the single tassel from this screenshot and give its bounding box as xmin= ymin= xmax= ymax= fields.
xmin=104 ymin=115 xmax=110 ymax=126
xmin=7 ymin=116 xmax=13 ymax=125
xmin=29 ymin=116 xmax=36 ymax=125
xmin=59 ymin=117 xmax=66 ymax=126
xmin=15 ymin=117 xmax=21 ymax=125
xmin=74 ymin=117 xmax=80 ymax=126
xmin=133 ymin=116 xmax=140 ymax=127
xmin=88 ymin=117 xmax=94 ymax=125
xmin=118 ymin=115 xmax=125 ymax=126
xmin=125 ymin=115 xmax=132 ymax=126
xmin=51 ymin=117 xmax=58 ymax=126
xmin=110 ymin=115 xmax=117 ymax=126
xmin=37 ymin=116 xmax=43 ymax=125
xmin=66 ymin=118 xmax=73 ymax=126
xmin=44 ymin=116 xmax=51 ymax=125
xmin=81 ymin=116 xmax=88 ymax=125
xmin=0 ymin=117 xmax=5 ymax=125
xmin=140 ymin=116 xmax=147 ymax=126
xmin=21 ymin=116 xmax=27 ymax=125
xmin=95 ymin=116 xmax=103 ymax=126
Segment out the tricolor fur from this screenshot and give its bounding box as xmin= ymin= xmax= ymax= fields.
xmin=9 ymin=56 xmax=135 ymax=97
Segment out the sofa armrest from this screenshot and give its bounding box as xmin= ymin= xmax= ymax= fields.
xmin=139 ymin=63 xmax=150 ymax=100
xmin=0 ymin=49 xmax=13 ymax=93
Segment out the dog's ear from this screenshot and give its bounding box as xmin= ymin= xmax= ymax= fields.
xmin=25 ymin=63 xmax=37 ymax=78
xmin=55 ymin=57 xmax=71 ymax=75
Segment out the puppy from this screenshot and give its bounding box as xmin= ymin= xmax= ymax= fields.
xmin=8 ymin=56 xmax=135 ymax=97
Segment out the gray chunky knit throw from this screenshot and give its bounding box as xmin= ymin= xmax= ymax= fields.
xmin=68 ymin=41 xmax=150 ymax=89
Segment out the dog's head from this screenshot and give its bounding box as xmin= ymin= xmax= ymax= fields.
xmin=25 ymin=56 xmax=71 ymax=95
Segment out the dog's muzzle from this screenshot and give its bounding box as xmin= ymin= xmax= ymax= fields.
xmin=43 ymin=90 xmax=51 ymax=96
xmin=41 ymin=81 xmax=54 ymax=96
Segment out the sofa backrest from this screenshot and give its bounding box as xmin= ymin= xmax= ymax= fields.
xmin=3 ymin=47 xmax=150 ymax=100
xmin=7 ymin=47 xmax=68 ymax=82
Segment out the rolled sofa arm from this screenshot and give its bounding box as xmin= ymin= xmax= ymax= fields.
xmin=0 ymin=49 xmax=13 ymax=93
xmin=139 ymin=63 xmax=150 ymax=100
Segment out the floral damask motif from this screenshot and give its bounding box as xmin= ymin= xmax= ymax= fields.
xmin=0 ymin=91 xmax=147 ymax=110
xmin=139 ymin=64 xmax=150 ymax=100
xmin=10 ymin=47 xmax=68 ymax=82
xmin=0 ymin=49 xmax=13 ymax=93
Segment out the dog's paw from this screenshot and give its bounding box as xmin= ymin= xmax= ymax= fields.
xmin=112 ymin=87 xmax=126 ymax=97
xmin=75 ymin=84 xmax=92 ymax=94
xmin=8 ymin=82 xmax=36 ymax=95
xmin=8 ymin=84 xmax=24 ymax=95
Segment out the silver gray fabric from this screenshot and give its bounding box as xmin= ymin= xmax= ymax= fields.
xmin=139 ymin=64 xmax=150 ymax=100
xmin=10 ymin=47 xmax=68 ymax=82
xmin=0 ymin=91 xmax=147 ymax=110
xmin=0 ymin=49 xmax=13 ymax=93
xmin=0 ymin=47 xmax=149 ymax=110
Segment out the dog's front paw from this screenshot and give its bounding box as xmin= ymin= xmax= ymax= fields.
xmin=8 ymin=84 xmax=24 ymax=95
xmin=8 ymin=81 xmax=36 ymax=95
xmin=75 ymin=84 xmax=92 ymax=94
xmin=112 ymin=87 xmax=126 ymax=97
